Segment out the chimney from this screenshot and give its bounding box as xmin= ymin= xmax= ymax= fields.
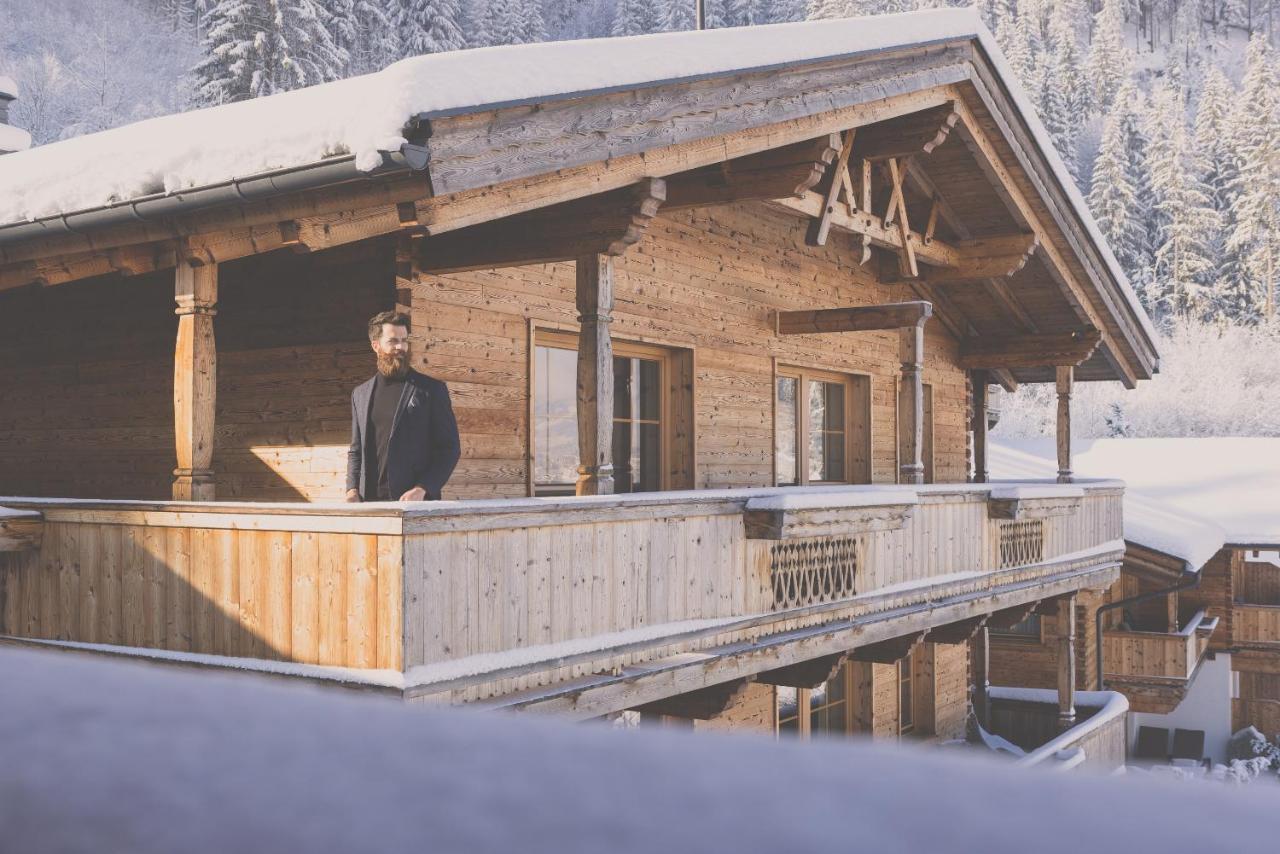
xmin=0 ymin=76 xmax=32 ymax=155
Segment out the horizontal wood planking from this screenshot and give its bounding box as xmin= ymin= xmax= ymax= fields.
xmin=0 ymin=519 xmax=402 ymax=669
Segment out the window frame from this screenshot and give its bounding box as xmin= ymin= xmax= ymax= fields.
xmin=773 ymin=364 xmax=866 ymax=487
xmin=532 ymin=329 xmax=672 ymax=496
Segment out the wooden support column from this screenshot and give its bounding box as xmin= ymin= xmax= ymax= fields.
xmin=971 ymin=369 xmax=989 ymax=484
xmin=575 ymin=254 xmax=615 ymax=496
xmin=173 ymin=262 xmax=217 ymax=501
xmin=898 ymin=319 xmax=926 ymax=485
xmin=972 ymin=626 xmax=990 ymax=729
xmin=1167 ymin=590 xmax=1180 ymax=633
xmin=1056 ymin=365 xmax=1074 ymax=484
xmin=1057 ymin=593 xmax=1078 ymax=726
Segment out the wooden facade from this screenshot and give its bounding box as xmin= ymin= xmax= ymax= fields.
xmin=0 ymin=21 xmax=1156 ymax=764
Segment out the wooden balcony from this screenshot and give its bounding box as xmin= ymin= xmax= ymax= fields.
xmin=0 ymin=481 xmax=1123 ymax=717
xmin=1234 ymin=604 xmax=1280 ymax=649
xmin=986 ymin=687 xmax=1129 ymax=772
xmin=1102 ymin=610 xmax=1216 ymax=682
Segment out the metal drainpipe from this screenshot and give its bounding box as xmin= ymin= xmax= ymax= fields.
xmin=1094 ymin=568 xmax=1201 ymax=690
xmin=696 ymin=0 xmax=706 ymax=30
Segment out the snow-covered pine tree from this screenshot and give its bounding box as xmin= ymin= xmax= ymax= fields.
xmin=193 ymin=0 xmax=348 ymax=104
xmin=395 ymin=0 xmax=467 ymax=57
xmin=1088 ymin=86 xmax=1145 ymax=282
xmin=1192 ymin=65 xmax=1242 ymax=321
xmin=1087 ymin=0 xmax=1130 ymax=113
xmin=613 ymin=0 xmax=663 ymax=35
xmin=1225 ymin=35 xmax=1280 ymax=324
xmin=483 ymin=0 xmax=524 ymax=44
xmin=663 ymin=0 xmax=698 ymax=31
xmin=520 ymin=0 xmax=546 ymax=43
xmin=330 ymin=0 xmax=397 ymax=74
xmin=1144 ymin=84 xmax=1219 ymax=320
xmin=461 ymin=0 xmax=491 ymax=47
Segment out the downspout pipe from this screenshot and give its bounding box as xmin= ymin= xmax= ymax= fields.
xmin=1094 ymin=565 xmax=1201 ymax=690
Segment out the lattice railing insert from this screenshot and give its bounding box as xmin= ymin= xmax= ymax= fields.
xmin=998 ymin=520 xmax=1045 ymax=568
xmin=770 ymin=537 xmax=860 ymax=610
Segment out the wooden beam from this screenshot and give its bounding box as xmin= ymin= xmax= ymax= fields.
xmin=987 ymin=602 xmax=1040 ymax=630
xmin=172 ymin=262 xmax=218 ymax=501
xmin=0 ymin=509 xmax=43 ymax=553
xmin=850 ymin=103 xmax=960 ymax=161
xmin=776 ymin=301 xmax=932 ymax=335
xmin=633 ymin=678 xmax=753 ymax=720
xmin=1056 ymin=365 xmax=1074 ymax=485
xmin=665 ymin=134 xmax=840 ymax=212
xmin=972 ymin=625 xmax=990 ymax=728
xmin=419 ymin=178 xmax=665 ymax=274
xmin=771 ymin=192 xmax=962 ymax=269
xmin=929 ymin=616 xmax=988 ymax=645
xmin=886 ymin=157 xmax=917 ymax=277
xmin=1058 ymin=592 xmax=1078 ymax=723
xmin=575 ymin=254 xmax=615 ymax=496
xmin=805 ymin=130 xmax=855 ymax=246
xmin=971 ymin=370 xmax=989 ymax=484
xmin=897 ymin=319 xmax=926 ymax=485
xmin=755 ymin=653 xmax=848 ymax=689
xmin=947 ymin=94 xmax=1139 ymax=389
xmin=850 ymin=632 xmax=926 ymax=664
xmin=957 ymin=329 xmax=1102 ymax=370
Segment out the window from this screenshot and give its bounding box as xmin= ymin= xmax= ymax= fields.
xmin=899 ymin=652 xmax=915 ymax=736
xmin=776 ymin=665 xmax=852 ymax=739
xmin=775 ymin=367 xmax=870 ymax=486
xmin=989 ymin=614 xmax=1042 ymax=642
xmin=533 ymin=332 xmax=671 ymax=497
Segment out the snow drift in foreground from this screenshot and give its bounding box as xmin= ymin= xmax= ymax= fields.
xmin=992 ymin=438 xmax=1280 ymax=565
xmin=1 ymin=646 xmax=1278 ymax=854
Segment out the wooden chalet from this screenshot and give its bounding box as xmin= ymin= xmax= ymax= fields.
xmin=0 ymin=11 xmax=1154 ymax=760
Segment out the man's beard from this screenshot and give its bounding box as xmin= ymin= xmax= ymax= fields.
xmin=376 ymin=350 xmax=410 ymax=379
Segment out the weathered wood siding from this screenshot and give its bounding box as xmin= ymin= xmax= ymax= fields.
xmin=411 ymin=201 xmax=972 ymax=498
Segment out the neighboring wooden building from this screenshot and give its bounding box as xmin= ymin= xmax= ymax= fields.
xmin=0 ymin=11 xmax=1151 ymax=764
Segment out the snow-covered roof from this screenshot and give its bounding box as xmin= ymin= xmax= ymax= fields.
xmin=0 ymin=75 xmax=18 ymax=100
xmin=992 ymin=438 xmax=1280 ymax=566
xmin=0 ymin=123 xmax=32 ymax=154
xmin=4 ymin=645 xmax=1278 ymax=853
xmin=0 ymin=9 xmax=1157 ymax=351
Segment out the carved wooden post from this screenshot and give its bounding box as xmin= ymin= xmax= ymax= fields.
xmin=971 ymin=369 xmax=989 ymax=484
xmin=575 ymin=254 xmax=615 ymax=496
xmin=173 ymin=262 xmax=217 ymax=501
xmin=972 ymin=625 xmax=990 ymax=729
xmin=898 ymin=320 xmax=926 ymax=485
xmin=1057 ymin=593 xmax=1078 ymax=726
xmin=1056 ymin=365 xmax=1073 ymax=484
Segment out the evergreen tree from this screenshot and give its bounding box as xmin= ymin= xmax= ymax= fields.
xmin=1088 ymin=84 xmax=1146 ymax=283
xmin=330 ymin=0 xmax=397 ymax=74
xmin=194 ymin=0 xmax=347 ymax=104
xmin=461 ymin=0 xmax=491 ymax=47
xmin=520 ymin=0 xmax=546 ymax=42
xmin=1225 ymin=36 xmax=1280 ymax=324
xmin=484 ymin=0 xmax=525 ymax=44
xmin=1087 ymin=0 xmax=1130 ymax=112
xmin=395 ymin=0 xmax=467 ymax=56
xmin=1193 ymin=65 xmax=1241 ymax=320
xmin=613 ymin=0 xmax=663 ymax=35
xmin=1144 ymin=84 xmax=1218 ymax=320
xmin=663 ymin=0 xmax=698 ymax=31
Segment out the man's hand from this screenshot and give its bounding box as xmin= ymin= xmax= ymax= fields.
xmin=399 ymin=486 xmax=427 ymax=502
xmin=345 ymin=488 xmax=361 ymax=503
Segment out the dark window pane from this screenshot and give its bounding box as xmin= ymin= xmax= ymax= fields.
xmin=613 ymin=356 xmax=633 ymax=420
xmin=808 ymin=380 xmax=846 ymax=482
xmin=611 ymin=421 xmax=634 ymax=493
xmin=534 ymin=346 xmax=581 ymax=494
xmin=637 ymin=423 xmax=661 ymax=491
xmin=775 ymin=377 xmax=798 ymax=485
xmin=638 ymin=358 xmax=661 ymax=421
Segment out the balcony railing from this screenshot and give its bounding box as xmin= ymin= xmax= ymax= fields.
xmin=0 ymin=480 xmax=1123 ymax=711
xmin=1234 ymin=603 xmax=1280 ymax=649
xmin=1102 ymin=609 xmax=1216 ymax=682
xmin=987 ymin=686 xmax=1129 ymax=772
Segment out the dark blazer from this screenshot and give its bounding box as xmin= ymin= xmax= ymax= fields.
xmin=346 ymin=369 xmax=461 ymax=501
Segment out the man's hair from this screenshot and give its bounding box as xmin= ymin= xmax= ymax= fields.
xmin=368 ymin=310 xmax=411 ymax=341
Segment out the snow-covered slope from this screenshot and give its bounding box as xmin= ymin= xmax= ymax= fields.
xmin=2 ymin=645 xmax=1278 ymax=853
xmin=992 ymin=438 xmax=1280 ymax=566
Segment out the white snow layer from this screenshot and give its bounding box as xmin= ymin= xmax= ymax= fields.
xmin=3 ymin=646 xmax=1279 ymax=854
xmin=0 ymin=75 xmax=17 ymax=99
xmin=0 ymin=122 xmax=31 ymax=153
xmin=0 ymin=8 xmax=1157 ymax=345
xmin=989 ymin=438 xmax=1280 ymax=568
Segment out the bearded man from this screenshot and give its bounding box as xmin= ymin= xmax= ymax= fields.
xmin=345 ymin=311 xmax=460 ymax=502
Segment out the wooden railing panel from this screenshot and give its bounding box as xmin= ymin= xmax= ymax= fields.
xmin=1235 ymin=604 xmax=1280 ymax=647
xmin=0 ymin=516 xmax=402 ymax=670
xmin=1102 ymin=630 xmax=1193 ymax=680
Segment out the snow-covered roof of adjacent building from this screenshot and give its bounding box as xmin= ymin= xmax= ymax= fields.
xmin=991 ymin=438 xmax=1280 ymax=567
xmin=0 ymin=76 xmax=18 ymax=100
xmin=3 ymin=644 xmax=1278 ymax=853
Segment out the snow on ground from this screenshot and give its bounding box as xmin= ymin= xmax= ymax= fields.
xmin=990 ymin=439 xmax=1240 ymax=569
xmin=2 ymin=645 xmax=1279 ymax=854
